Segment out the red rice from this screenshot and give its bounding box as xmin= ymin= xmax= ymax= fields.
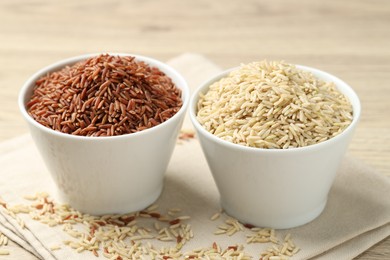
xmin=27 ymin=54 xmax=182 ymax=136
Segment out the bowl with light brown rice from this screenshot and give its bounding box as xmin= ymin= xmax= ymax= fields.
xmin=19 ymin=53 xmax=189 ymax=215
xmin=189 ymin=60 xmax=360 ymax=228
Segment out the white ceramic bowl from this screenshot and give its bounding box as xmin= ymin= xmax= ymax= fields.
xmin=19 ymin=53 xmax=189 ymax=215
xmin=189 ymin=65 xmax=361 ymax=229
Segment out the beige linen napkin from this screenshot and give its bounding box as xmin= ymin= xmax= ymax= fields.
xmin=0 ymin=53 xmax=389 ymax=259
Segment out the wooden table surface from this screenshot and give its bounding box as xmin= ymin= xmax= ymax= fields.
xmin=0 ymin=0 xmax=389 ymax=259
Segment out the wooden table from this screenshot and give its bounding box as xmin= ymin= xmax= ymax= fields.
xmin=0 ymin=0 xmax=389 ymax=259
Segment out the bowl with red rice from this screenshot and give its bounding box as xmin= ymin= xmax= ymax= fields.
xmin=19 ymin=53 xmax=189 ymax=215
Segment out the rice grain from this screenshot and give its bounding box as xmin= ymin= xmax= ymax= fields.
xmin=28 ymin=54 xmax=182 ymax=136
xmin=197 ymin=60 xmax=353 ymax=149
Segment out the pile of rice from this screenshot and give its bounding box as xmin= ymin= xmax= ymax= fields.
xmin=196 ymin=60 xmax=353 ymax=149
xmin=27 ymin=54 xmax=182 ymax=137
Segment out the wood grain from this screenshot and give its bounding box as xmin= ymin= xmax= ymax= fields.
xmin=0 ymin=0 xmax=389 ymax=259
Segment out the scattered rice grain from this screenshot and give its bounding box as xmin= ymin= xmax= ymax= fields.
xmin=0 ymin=249 xmax=10 ymax=255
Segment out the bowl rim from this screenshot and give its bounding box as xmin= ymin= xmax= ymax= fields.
xmin=18 ymin=53 xmax=190 ymax=141
xmin=189 ymin=64 xmax=361 ymax=153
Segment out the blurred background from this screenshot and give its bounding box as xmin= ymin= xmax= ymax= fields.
xmin=0 ymin=0 xmax=389 ymax=257
xmin=2 ymin=0 xmax=389 ymax=170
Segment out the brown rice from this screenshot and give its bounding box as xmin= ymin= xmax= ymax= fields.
xmin=196 ymin=60 xmax=353 ymax=149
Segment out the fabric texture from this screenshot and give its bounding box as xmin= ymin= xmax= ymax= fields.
xmin=0 ymin=53 xmax=389 ymax=259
